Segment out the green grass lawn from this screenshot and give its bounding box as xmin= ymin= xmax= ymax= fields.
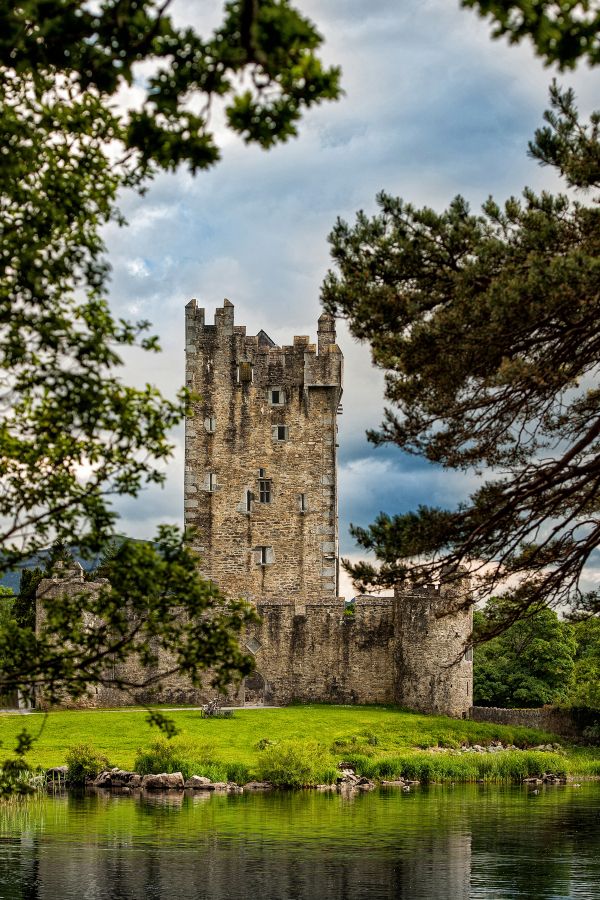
xmin=1 ymin=705 xmax=599 ymax=783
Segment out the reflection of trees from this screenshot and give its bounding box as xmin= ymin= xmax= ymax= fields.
xmin=0 ymin=787 xmax=598 ymax=899
xmin=470 ymin=787 xmax=600 ymax=899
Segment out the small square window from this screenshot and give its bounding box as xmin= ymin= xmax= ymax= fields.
xmin=246 ymin=637 xmax=262 ymax=655
xmin=269 ymin=388 xmax=285 ymax=406
xmin=272 ymin=425 xmax=288 ymax=442
xmin=259 ymin=479 xmax=271 ymax=503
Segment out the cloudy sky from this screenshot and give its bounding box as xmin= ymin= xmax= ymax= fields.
xmin=103 ymin=0 xmax=598 ymax=597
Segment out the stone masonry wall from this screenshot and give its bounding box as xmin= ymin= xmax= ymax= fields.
xmin=35 ymin=574 xmax=472 ymax=716
xmin=247 ymin=598 xmax=397 ymax=705
xmin=395 ymin=583 xmax=473 ymax=718
xmin=470 ymin=706 xmax=584 ymax=739
xmin=35 ymin=564 xmax=242 ymax=710
xmin=184 ymin=299 xmax=343 ymax=605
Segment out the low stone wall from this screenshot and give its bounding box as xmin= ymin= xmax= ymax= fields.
xmin=35 ymin=572 xmax=473 ymax=717
xmin=470 ymin=706 xmax=583 ymax=739
xmin=250 ymin=598 xmax=397 ymax=705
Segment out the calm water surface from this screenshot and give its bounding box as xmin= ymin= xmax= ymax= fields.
xmin=1 ymin=784 xmax=599 ymax=899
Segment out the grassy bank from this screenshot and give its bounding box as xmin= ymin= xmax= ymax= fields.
xmin=1 ymin=705 xmax=599 ymax=785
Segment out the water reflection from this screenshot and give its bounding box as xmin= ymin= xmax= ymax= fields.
xmin=0 ymin=785 xmax=599 ymax=900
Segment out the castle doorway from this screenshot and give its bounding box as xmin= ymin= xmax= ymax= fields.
xmin=244 ymin=672 xmax=266 ymax=706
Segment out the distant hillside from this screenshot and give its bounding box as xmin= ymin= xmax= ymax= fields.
xmin=0 ymin=536 xmax=150 ymax=594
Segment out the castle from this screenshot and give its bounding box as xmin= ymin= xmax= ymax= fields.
xmin=183 ymin=300 xmax=472 ymax=716
xmin=36 ymin=300 xmax=472 ymax=716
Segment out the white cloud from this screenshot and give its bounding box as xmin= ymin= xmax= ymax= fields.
xmin=99 ymin=0 xmax=598 ymax=562
xmin=126 ymin=258 xmax=150 ymax=278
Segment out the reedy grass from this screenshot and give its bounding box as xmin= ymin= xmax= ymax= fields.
xmin=133 ymin=737 xmax=251 ymax=784
xmin=343 ymin=750 xmax=568 ymax=783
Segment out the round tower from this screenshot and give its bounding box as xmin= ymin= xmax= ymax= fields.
xmin=394 ymin=581 xmax=473 ymax=717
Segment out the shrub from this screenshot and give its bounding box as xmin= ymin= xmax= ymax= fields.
xmin=257 ymin=740 xmax=336 ymax=788
xmin=65 ymin=744 xmax=111 ymax=786
xmin=224 ymin=762 xmax=252 ymax=784
xmin=134 ymin=737 xmax=216 ymax=781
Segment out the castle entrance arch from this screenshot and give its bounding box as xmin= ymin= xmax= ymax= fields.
xmin=244 ymin=672 xmax=267 ymax=706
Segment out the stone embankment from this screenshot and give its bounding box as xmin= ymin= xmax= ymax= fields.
xmin=425 ymin=741 xmax=563 ymax=755
xmin=43 ymin=763 xmax=388 ymax=793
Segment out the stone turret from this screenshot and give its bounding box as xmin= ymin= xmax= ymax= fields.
xmin=394 ymin=581 xmax=472 ymax=717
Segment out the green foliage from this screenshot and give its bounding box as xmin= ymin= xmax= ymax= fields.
xmin=0 ymin=728 xmax=39 ymax=798
xmin=13 ymin=569 xmax=42 ymax=630
xmin=257 ymin=740 xmax=337 ymax=787
xmin=322 ymin=85 xmax=600 ymax=621
xmin=0 ymin=586 xmax=14 ymax=630
xmin=461 ymin=1 xmax=600 ymax=69
xmin=133 ymin=736 xmax=240 ymax=782
xmin=0 ymin=0 xmax=340 ymax=729
xmin=473 ymin=601 xmax=577 ymax=707
xmin=568 ymin=618 xmax=600 ymax=709
xmin=65 ymin=743 xmax=111 ymax=786
xmin=0 ymin=1 xmax=341 ymax=174
xmin=0 ymin=528 xmax=257 ymax=705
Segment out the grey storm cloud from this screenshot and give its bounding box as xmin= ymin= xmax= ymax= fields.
xmin=102 ymin=0 xmax=598 ymax=559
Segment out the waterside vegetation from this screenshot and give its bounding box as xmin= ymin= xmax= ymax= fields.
xmin=1 ymin=705 xmax=599 ymax=790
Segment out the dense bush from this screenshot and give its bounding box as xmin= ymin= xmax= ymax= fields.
xmin=134 ymin=738 xmax=218 ymax=781
xmin=65 ymin=744 xmax=111 ymax=786
xmin=474 ymin=602 xmax=576 ymax=708
xmin=257 ymin=740 xmax=337 ymax=788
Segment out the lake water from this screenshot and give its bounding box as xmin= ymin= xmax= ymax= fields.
xmin=1 ymin=784 xmax=599 ymax=899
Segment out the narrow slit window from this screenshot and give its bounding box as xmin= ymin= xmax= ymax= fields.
xmin=299 ymin=493 xmax=307 ymax=512
xmin=237 ymin=362 xmax=253 ymax=383
xmin=246 ymin=490 xmax=253 ymax=512
xmin=206 ymin=473 xmax=217 ymax=492
xmin=259 ymin=479 xmax=271 ymax=503
xmin=204 ymin=416 xmax=216 ymax=433
xmin=255 ymin=546 xmax=273 ymax=566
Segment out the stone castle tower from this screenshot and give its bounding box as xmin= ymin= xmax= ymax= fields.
xmin=33 ymin=299 xmax=472 ymax=716
xmin=184 ymin=299 xmax=343 ymax=608
xmin=184 ymin=299 xmax=472 ymax=716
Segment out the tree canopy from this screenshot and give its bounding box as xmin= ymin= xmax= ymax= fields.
xmin=569 ymin=617 xmax=600 ymax=708
xmin=473 ymin=599 xmax=576 ymax=707
xmin=461 ymin=1 xmax=600 ymax=69
xmin=322 ymin=84 xmax=600 ymax=623
xmin=1 ymin=0 xmax=340 ymax=570
xmin=0 ymin=1 xmax=340 ymax=707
